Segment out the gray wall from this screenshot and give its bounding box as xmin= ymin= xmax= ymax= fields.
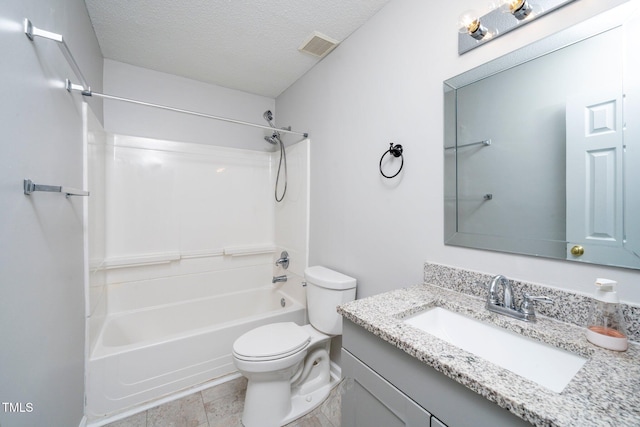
xmin=0 ymin=0 xmax=102 ymax=425
xmin=276 ymin=0 xmax=640 ymax=302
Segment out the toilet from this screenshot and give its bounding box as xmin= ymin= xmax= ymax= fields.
xmin=232 ymin=266 xmax=356 ymax=427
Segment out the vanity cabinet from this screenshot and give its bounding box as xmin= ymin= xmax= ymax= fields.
xmin=341 ymin=319 xmax=531 ymax=427
xmin=342 ymin=349 xmax=433 ymax=426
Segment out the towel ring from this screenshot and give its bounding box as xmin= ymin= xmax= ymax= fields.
xmin=379 ymin=143 xmax=404 ymax=179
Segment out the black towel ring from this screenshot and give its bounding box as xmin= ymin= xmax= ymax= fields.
xmin=379 ymin=143 xmax=404 ymax=179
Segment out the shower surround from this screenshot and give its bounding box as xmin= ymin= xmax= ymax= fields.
xmin=85 ymin=108 xmax=310 ymax=421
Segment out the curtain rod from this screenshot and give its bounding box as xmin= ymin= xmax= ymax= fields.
xmin=67 ymin=81 xmax=309 ymax=138
xmin=24 ymin=18 xmax=309 ymax=138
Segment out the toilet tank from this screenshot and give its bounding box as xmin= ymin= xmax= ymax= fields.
xmin=304 ymin=266 xmax=357 ymax=335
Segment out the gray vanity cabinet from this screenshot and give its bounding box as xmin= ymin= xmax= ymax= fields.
xmin=341 ymin=319 xmax=532 ymax=427
xmin=342 ymin=349 xmax=432 ymax=426
xmin=430 ymin=417 xmax=447 ymax=427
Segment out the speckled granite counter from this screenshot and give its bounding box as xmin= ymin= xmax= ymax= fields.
xmin=338 ymin=283 xmax=640 ymax=427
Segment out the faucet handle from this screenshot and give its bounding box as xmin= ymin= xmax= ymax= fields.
xmin=274 ymin=250 xmax=289 ymax=269
xmin=523 ymin=294 xmax=554 ymax=303
xmin=521 ymin=294 xmax=553 ymax=320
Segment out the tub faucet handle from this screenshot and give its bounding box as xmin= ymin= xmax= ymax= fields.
xmin=275 ymin=251 xmax=289 ymax=269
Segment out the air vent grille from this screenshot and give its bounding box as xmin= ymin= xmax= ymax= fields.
xmin=299 ymin=32 xmax=339 ymax=58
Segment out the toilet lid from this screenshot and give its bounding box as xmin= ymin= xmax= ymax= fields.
xmin=233 ymin=322 xmax=310 ymax=360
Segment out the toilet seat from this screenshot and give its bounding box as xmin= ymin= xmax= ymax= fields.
xmin=233 ymin=322 xmax=310 ymax=361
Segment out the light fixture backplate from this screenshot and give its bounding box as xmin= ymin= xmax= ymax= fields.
xmin=458 ymin=0 xmax=577 ymax=55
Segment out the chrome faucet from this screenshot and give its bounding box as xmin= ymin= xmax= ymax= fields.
xmin=485 ymin=274 xmax=553 ymax=322
xmin=274 ymin=251 xmax=289 ymax=269
xmin=272 ymin=275 xmax=287 ymax=284
xmin=488 ymin=274 xmax=515 ymax=310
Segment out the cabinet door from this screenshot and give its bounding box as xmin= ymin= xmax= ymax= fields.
xmin=342 ymin=350 xmax=431 ymax=427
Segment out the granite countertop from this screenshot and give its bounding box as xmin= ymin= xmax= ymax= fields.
xmin=338 ymin=283 xmax=640 ymax=427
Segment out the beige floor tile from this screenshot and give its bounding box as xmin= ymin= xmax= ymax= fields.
xmin=201 ymin=376 xmax=247 ymax=404
xmin=285 ymin=411 xmax=335 ymax=427
xmin=203 ymin=388 xmax=245 ymax=426
xmin=146 ymin=393 xmax=208 ymax=427
xmin=320 ymin=382 xmax=343 ymax=426
xmin=102 ymin=375 xmax=343 ymax=427
xmin=103 ymin=411 xmax=147 ymax=427
xmin=207 ymin=412 xmax=244 ymax=427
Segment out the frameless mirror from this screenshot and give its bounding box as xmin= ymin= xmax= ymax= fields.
xmin=444 ymin=3 xmax=640 ymax=270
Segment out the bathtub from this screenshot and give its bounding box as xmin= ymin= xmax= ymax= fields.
xmin=86 ymin=286 xmax=306 ymax=418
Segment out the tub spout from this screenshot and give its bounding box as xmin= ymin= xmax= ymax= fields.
xmin=272 ymin=275 xmax=287 ymax=284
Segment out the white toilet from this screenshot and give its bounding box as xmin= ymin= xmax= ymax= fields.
xmin=232 ymin=266 xmax=356 ymax=427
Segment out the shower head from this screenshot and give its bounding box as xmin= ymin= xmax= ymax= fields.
xmin=263 ymin=110 xmax=282 ymax=145
xmin=264 ymin=133 xmax=280 ymax=145
xmin=262 ymin=110 xmax=288 ymax=202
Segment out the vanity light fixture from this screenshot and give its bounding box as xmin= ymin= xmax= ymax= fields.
xmin=502 ymin=0 xmax=533 ymax=20
xmin=458 ymin=10 xmax=488 ymax=40
xmin=458 ymin=0 xmax=577 ymax=54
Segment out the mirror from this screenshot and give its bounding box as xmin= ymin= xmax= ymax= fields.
xmin=444 ymin=3 xmax=640 ymax=270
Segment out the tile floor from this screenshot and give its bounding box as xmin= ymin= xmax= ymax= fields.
xmin=104 ymin=376 xmax=343 ymax=427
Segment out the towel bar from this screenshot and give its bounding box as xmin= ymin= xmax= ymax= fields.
xmin=23 ymin=179 xmax=89 ymax=198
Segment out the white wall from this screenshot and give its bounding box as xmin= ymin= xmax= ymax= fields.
xmin=95 ymin=62 xmax=310 ymax=320
xmin=86 ymin=106 xmax=108 ymax=355
xmin=87 ymin=134 xmax=276 ymax=319
xmin=275 ymin=140 xmax=311 ymax=279
xmin=0 ymin=0 xmax=103 ymax=425
xmin=277 ymin=0 xmax=640 ymax=303
xmin=103 ymin=59 xmax=276 ymax=151
xmin=103 ymin=135 xmax=274 ymax=261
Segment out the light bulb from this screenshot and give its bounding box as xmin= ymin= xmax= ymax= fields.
xmin=458 ymin=10 xmax=487 ymax=40
xmin=500 ymin=0 xmax=533 ymax=20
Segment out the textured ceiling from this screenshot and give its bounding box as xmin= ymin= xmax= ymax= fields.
xmin=84 ymin=0 xmax=391 ymax=98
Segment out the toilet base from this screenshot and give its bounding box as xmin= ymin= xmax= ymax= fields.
xmin=242 ymin=371 xmax=338 ymax=427
xmin=281 ymin=372 xmax=338 ymax=425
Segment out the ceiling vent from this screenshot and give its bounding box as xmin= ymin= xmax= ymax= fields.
xmin=298 ymin=31 xmax=340 ymax=58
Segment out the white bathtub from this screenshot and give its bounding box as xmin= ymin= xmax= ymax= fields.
xmin=86 ymin=286 xmax=306 ymax=418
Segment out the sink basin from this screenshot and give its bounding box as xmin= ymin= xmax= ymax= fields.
xmin=404 ymin=307 xmax=586 ymax=393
